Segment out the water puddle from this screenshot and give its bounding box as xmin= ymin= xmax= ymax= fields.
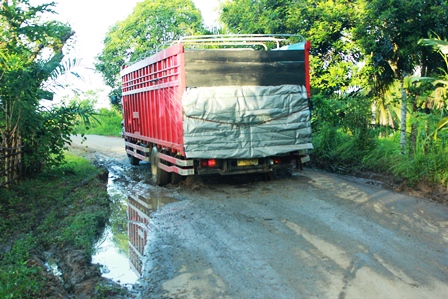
xmin=44 ymin=251 xmax=63 ymax=281
xmin=92 ymin=169 xmax=178 ymax=287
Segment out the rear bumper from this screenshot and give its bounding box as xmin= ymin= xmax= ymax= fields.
xmin=196 ymin=156 xmax=300 ymax=176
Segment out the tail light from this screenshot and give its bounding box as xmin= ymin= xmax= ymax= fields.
xmin=270 ymin=157 xmax=291 ymax=165
xmin=200 ymin=159 xmax=217 ymax=168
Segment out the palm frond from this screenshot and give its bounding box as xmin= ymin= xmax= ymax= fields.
xmin=433 ymin=116 xmax=448 ymax=140
xmin=419 ymin=39 xmax=448 ymax=55
xmin=40 ymin=57 xmax=84 ymax=96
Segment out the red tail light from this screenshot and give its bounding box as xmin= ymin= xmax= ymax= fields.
xmin=200 ymin=159 xmax=217 ymax=168
xmin=273 ymin=158 xmax=281 ymax=164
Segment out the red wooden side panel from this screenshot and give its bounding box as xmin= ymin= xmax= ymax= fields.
xmin=121 ymin=44 xmax=186 ymax=154
xmin=304 ymin=40 xmax=311 ymax=98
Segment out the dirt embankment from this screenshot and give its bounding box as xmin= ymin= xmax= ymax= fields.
xmin=26 ymin=248 xmax=126 ymax=299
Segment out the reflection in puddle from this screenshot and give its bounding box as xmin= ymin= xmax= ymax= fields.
xmin=92 ymin=179 xmax=178 ymax=287
xmin=128 ymin=193 xmax=178 ymax=275
xmin=92 ymin=227 xmax=138 ymax=286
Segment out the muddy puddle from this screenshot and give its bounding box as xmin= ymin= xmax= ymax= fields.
xmin=92 ymin=164 xmax=178 ymax=288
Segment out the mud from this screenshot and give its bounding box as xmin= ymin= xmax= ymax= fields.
xmin=68 ymin=135 xmax=448 ymax=299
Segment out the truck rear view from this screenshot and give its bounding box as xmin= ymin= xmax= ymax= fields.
xmin=121 ymin=34 xmax=313 ymax=185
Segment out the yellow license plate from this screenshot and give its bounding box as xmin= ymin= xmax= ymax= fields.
xmin=237 ymin=159 xmax=259 ymax=166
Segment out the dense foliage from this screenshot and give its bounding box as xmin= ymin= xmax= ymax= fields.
xmin=95 ymin=0 xmax=205 ymax=106
xmin=0 ymin=0 xmax=97 ymax=185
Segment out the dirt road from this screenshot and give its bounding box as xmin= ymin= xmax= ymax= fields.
xmin=71 ymin=135 xmax=448 ymax=299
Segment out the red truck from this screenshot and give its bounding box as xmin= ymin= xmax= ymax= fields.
xmin=121 ymin=34 xmax=313 ymax=185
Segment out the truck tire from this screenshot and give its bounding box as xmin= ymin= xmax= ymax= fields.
xmin=151 ymin=147 xmax=169 ymax=186
xmin=128 ymin=154 xmax=140 ymax=166
xmin=171 ymin=172 xmax=182 ymax=184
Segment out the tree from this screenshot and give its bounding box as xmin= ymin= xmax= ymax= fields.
xmin=95 ymin=0 xmax=205 ymax=108
xmin=1 ymin=1 xmax=96 ymax=185
xmin=417 ymin=38 xmax=448 ymax=139
xmin=354 ymin=0 xmax=448 ymax=150
xmin=220 ymin=0 xmax=291 ymax=34
xmin=220 ymin=0 xmax=366 ymax=96
xmin=288 ymin=0 xmax=366 ymax=96
xmin=0 ymin=0 xmax=74 ymax=184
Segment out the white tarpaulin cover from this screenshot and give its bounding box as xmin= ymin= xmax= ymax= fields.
xmin=182 ymin=85 xmax=313 ymax=159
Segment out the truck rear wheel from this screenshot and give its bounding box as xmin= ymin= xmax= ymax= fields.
xmin=171 ymin=172 xmax=182 ymax=184
xmin=151 ymin=147 xmax=169 ymax=186
xmin=128 ymin=154 xmax=140 ymax=166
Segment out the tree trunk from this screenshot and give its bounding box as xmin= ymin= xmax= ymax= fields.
xmin=1 ymin=99 xmax=22 ymax=187
xmin=400 ymin=80 xmax=407 ymax=153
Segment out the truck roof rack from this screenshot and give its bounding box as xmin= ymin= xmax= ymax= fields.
xmin=168 ymin=34 xmax=306 ymax=51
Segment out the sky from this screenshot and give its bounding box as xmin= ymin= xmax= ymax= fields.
xmin=30 ymin=0 xmax=221 ymax=106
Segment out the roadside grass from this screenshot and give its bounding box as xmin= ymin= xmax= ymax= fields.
xmin=75 ymin=107 xmax=122 ymax=137
xmin=0 ymin=153 xmax=110 ymax=299
xmin=312 ymin=127 xmax=448 ymax=190
xmin=365 ymin=132 xmax=448 ymax=188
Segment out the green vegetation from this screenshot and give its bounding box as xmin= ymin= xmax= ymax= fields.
xmin=95 ymin=0 xmax=206 ymax=106
xmin=0 ymin=1 xmax=98 ymax=185
xmin=57 ymin=89 xmax=122 ymax=137
xmin=312 ymin=97 xmax=448 ymax=187
xmin=0 ymin=153 xmax=111 ymax=299
xmin=74 ymin=107 xmax=122 ymax=137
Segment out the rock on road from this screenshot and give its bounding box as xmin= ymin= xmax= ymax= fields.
xmin=71 ymin=135 xmax=448 ymax=299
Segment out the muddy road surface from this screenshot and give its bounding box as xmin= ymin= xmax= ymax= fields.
xmin=70 ymin=135 xmax=448 ymax=299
